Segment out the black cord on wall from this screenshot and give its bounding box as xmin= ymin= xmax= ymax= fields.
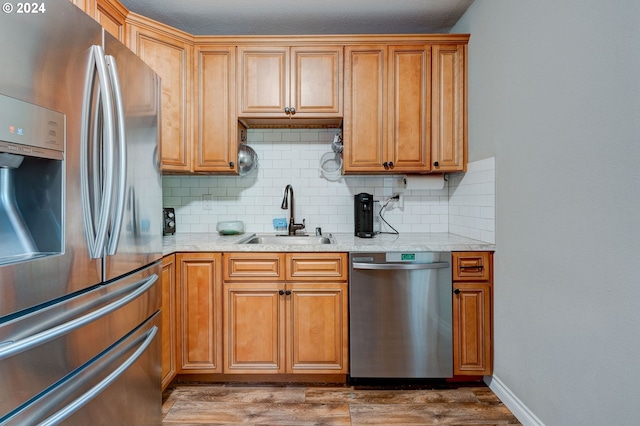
xmin=378 ymin=196 xmax=399 ymax=235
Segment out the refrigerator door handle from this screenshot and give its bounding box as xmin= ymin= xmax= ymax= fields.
xmin=0 ymin=274 xmax=157 ymax=361
xmin=6 ymin=325 xmax=158 ymax=426
xmin=37 ymin=326 xmax=158 ymax=426
xmin=80 ymin=45 xmax=116 ymax=259
xmin=104 ymin=54 xmax=127 ymax=256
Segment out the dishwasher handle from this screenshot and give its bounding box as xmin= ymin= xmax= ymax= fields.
xmin=352 ymin=262 xmax=450 ymax=271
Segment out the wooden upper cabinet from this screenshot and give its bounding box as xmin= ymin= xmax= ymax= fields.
xmin=68 ymin=0 xmax=126 ymax=41
xmin=344 ymin=45 xmax=431 ymax=173
xmin=387 ymin=45 xmax=431 ymax=172
xmin=95 ymin=0 xmax=127 ymax=42
xmin=68 ymin=0 xmax=94 ymax=16
xmin=194 ymin=45 xmax=239 ymax=173
xmin=344 ymin=41 xmax=467 ymax=174
xmin=432 ymin=44 xmax=467 ymax=173
xmin=237 ymin=45 xmax=343 ymax=120
xmin=290 ymin=46 xmax=343 ymax=117
xmin=127 ymin=14 xmax=193 ymax=172
xmin=343 ymin=45 xmax=387 ymax=172
xmin=237 ymin=46 xmax=289 ymax=115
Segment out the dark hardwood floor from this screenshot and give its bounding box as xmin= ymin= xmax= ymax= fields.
xmin=162 ymin=382 xmax=521 ymax=425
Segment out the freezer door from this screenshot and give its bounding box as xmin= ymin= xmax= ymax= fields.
xmin=0 ymin=0 xmax=104 ymax=318
xmin=103 ymin=32 xmax=163 ymax=282
xmin=2 ymin=312 xmax=161 ymax=426
xmin=0 ymin=261 xmax=160 ymax=423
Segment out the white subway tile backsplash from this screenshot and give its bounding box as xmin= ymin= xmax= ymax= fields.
xmin=448 ymin=157 xmax=496 ymax=243
xmin=162 ymin=130 xmax=495 ymax=241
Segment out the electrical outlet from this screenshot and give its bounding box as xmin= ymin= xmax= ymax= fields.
xmin=389 ymin=193 xmax=404 ymax=209
xmin=202 ymin=194 xmax=212 ymax=210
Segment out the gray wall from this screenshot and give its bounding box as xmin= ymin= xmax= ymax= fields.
xmin=452 ymin=1 xmax=640 ymax=425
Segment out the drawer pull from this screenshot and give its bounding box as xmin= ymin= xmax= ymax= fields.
xmin=460 ymin=265 xmax=483 ymax=270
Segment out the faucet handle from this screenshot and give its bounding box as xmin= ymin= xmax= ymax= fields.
xmin=292 ymin=219 xmax=306 ymax=233
xmin=315 ymin=227 xmax=322 ymax=236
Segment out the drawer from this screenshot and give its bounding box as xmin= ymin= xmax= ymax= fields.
xmin=285 ymin=253 xmax=348 ymax=281
xmin=223 ymin=253 xmax=285 ymax=281
xmin=452 ymin=252 xmax=492 ymax=281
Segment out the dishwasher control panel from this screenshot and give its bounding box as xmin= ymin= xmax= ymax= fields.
xmin=385 ymin=252 xmax=439 ymax=262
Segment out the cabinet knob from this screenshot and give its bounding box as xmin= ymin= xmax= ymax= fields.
xmin=285 ymin=290 xmax=292 ymax=296
xmin=388 ymin=161 xmax=394 ymax=168
xmin=453 ymin=288 xmax=461 ymax=295
xmin=289 ymin=107 xmax=295 ymax=115
xmin=279 ymin=289 xmax=285 ymax=296
xmin=433 ymin=161 xmax=439 ymax=167
xmin=382 ymin=162 xmax=388 ymax=169
xmin=229 ymin=161 xmax=235 ymax=167
xmin=284 ymin=107 xmax=290 ymax=114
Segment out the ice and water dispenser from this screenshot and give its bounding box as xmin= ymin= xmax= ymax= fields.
xmin=0 ymin=94 xmax=64 ymax=265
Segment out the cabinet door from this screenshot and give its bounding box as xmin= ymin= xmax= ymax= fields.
xmin=237 ymin=46 xmax=289 ymax=116
xmin=68 ymin=0 xmax=94 ymax=16
xmin=287 ymin=283 xmax=348 ymax=374
xmin=161 ymin=255 xmax=177 ymax=389
xmin=176 ymin=253 xmax=222 ymax=373
xmin=387 ymin=46 xmax=431 ymax=172
xmin=432 ymin=44 xmax=466 ymax=172
xmin=290 ymin=46 xmax=343 ymax=116
xmin=128 ymin=18 xmax=193 ymax=172
xmin=343 ymin=45 xmax=387 ymax=173
xmin=95 ymin=0 xmax=127 ymax=42
xmin=453 ymin=283 xmax=492 ymax=375
xmin=194 ymin=46 xmax=238 ymax=173
xmin=223 ymin=283 xmax=286 ymax=374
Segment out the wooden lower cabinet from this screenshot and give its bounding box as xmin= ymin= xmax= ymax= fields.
xmin=223 ymin=253 xmax=348 ymax=375
xmin=452 ymin=252 xmax=493 ymax=376
xmin=176 ymin=252 xmax=223 ymax=374
xmin=287 ymin=283 xmax=348 ymax=373
xmin=161 ymin=254 xmax=177 ymax=390
xmin=224 ymin=283 xmax=286 ymax=373
xmin=223 ymin=282 xmax=348 ymax=374
xmin=168 ymin=250 xmax=493 ymax=380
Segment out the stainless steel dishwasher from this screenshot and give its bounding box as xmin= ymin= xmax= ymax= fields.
xmin=349 ymin=252 xmax=452 ymax=379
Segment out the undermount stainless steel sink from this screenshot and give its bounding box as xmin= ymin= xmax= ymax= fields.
xmin=237 ymin=234 xmax=335 ymax=245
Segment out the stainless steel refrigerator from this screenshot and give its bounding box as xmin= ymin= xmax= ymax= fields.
xmin=0 ymin=1 xmax=163 ymax=424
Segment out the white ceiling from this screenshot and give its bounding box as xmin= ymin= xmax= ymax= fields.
xmin=119 ymin=0 xmax=474 ymax=36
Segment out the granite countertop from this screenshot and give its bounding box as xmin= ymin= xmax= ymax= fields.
xmin=162 ymin=232 xmax=495 ymax=255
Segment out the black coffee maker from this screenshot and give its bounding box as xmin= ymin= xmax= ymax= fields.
xmin=354 ymin=193 xmax=374 ymax=238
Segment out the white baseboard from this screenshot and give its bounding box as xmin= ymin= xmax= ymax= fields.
xmin=484 ymin=375 xmax=545 ymax=426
